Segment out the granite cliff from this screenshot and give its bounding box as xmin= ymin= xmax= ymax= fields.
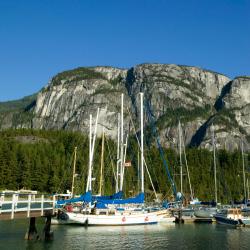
xmin=0 ymin=64 xmax=249 ymax=151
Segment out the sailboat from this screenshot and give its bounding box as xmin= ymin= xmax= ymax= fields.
xmin=177 ymin=121 xmax=199 ymax=217
xmin=194 ymin=123 xmax=217 ymax=218
xmin=61 ymin=93 xmax=174 ymax=225
xmin=239 ymin=140 xmax=250 ymax=226
xmin=178 ymin=120 xmax=196 ymax=202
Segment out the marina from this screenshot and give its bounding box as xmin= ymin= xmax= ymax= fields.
xmin=0 ymin=0 xmax=250 ymax=249
xmin=1 ymin=220 xmax=250 ymax=250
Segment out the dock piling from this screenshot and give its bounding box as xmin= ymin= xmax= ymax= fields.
xmin=24 ymin=217 xmax=40 ymax=240
xmin=43 ymin=216 xmax=53 ymax=241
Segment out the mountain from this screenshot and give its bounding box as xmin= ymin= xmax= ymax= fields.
xmin=0 ymin=64 xmax=249 ymax=151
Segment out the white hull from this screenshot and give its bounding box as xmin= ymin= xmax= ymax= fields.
xmin=67 ymin=212 xmax=157 ymax=225
xmin=53 ymin=209 xmax=175 ymax=226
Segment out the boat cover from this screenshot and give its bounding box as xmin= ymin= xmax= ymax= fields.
xmin=56 ymin=191 xmax=92 ymax=205
xmin=97 ymin=192 xmax=144 ymax=204
xmin=92 ymin=191 xmax=123 ymax=201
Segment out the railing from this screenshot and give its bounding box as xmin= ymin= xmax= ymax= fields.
xmin=0 ymin=193 xmax=56 ymax=219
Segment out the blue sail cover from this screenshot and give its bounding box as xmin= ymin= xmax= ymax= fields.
xmin=92 ymin=191 xmax=123 ymax=201
xmin=56 ymin=191 xmax=92 ymax=205
xmin=97 ymin=192 xmax=144 ymax=205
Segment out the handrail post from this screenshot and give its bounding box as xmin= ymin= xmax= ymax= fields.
xmin=52 ymin=195 xmax=56 ymax=214
xmin=27 ymin=194 xmax=31 ymax=218
xmin=11 ymin=194 xmax=15 ymax=219
xmin=41 ymin=195 xmax=44 ymax=216
xmin=0 ymin=193 xmax=4 ymax=214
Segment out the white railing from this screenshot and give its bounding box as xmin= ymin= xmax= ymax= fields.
xmin=0 ymin=193 xmax=56 ymax=219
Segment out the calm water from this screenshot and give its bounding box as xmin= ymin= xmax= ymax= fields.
xmin=0 ymin=219 xmax=249 ymax=249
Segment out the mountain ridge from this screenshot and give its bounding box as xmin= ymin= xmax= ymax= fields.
xmin=0 ymin=63 xmax=249 ymax=151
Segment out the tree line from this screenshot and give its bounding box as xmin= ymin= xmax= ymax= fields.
xmin=0 ymin=129 xmax=249 ymax=203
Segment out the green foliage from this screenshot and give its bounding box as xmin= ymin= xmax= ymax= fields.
xmin=92 ymin=84 xmax=122 ymax=96
xmin=0 ymin=95 xmax=36 ymax=128
xmin=52 ymin=67 xmax=106 ymax=86
xmin=213 ymin=109 xmax=238 ymax=130
xmin=235 ymin=76 xmax=250 ymax=80
xmin=156 ymin=105 xmax=211 ymax=128
xmin=0 ymin=94 xmax=36 ymax=113
xmin=0 ymin=128 xmax=248 ymax=203
xmin=109 ymin=75 xmax=123 ymax=86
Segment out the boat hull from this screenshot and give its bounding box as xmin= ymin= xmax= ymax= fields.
xmin=194 ymin=208 xmax=216 ymax=218
xmin=214 ymin=215 xmax=240 ymax=226
xmin=67 ymin=212 xmax=157 ymax=225
xmin=63 ymin=209 xmax=175 ymax=226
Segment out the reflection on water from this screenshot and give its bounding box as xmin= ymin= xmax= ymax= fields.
xmin=0 ymin=219 xmax=250 ymax=250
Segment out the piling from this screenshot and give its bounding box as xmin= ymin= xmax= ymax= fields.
xmin=43 ymin=216 xmax=54 ymax=240
xmin=24 ymin=217 xmax=40 ymax=240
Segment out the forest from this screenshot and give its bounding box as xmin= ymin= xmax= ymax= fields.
xmin=0 ymin=128 xmax=249 ymax=204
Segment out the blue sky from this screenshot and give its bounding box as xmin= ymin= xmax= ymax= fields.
xmin=0 ymin=0 xmax=249 ymax=101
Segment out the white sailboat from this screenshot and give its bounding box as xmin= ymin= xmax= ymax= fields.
xmin=62 ymin=93 xmax=174 ymax=226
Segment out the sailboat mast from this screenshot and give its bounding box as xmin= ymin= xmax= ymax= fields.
xmin=140 ymin=92 xmax=144 ymax=193
xmin=247 ymin=178 xmax=249 ymax=201
xmin=99 ymin=129 xmax=105 ymax=196
xmin=116 ymin=113 xmax=120 ymax=193
xmin=121 ymin=134 xmax=128 ymax=191
xmin=86 ymin=114 xmax=92 ymax=192
xmin=212 ymin=123 xmax=218 ymax=204
xmin=241 ymin=140 xmax=247 ymax=202
xmin=71 ymin=146 xmax=77 ymax=197
xmin=86 ymin=109 xmax=99 ymax=192
xmin=89 ymin=108 xmax=100 ymax=192
xmin=181 ymin=124 xmax=194 ymax=200
xmin=138 ymin=150 xmax=140 ymax=192
xmin=178 ymin=120 xmax=183 ymax=194
xmin=120 ymin=94 xmax=124 ymax=191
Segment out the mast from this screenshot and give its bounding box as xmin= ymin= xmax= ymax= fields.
xmin=178 ymin=120 xmax=183 ymax=195
xmin=121 ymin=134 xmax=128 ymax=191
xmin=181 ymin=123 xmax=194 ymax=200
xmin=138 ymin=150 xmax=140 ymax=192
xmin=86 ymin=114 xmax=92 ymax=192
xmin=71 ymin=146 xmax=77 ymax=197
xmin=119 ymin=94 xmax=124 ymax=191
xmin=241 ymin=140 xmax=247 ymax=202
xmin=116 ymin=113 xmax=120 ymax=193
xmin=99 ymin=129 xmax=105 ymax=196
xmin=212 ymin=123 xmax=218 ymax=204
xmin=140 ymin=92 xmax=144 ymax=193
xmin=86 ymin=109 xmax=99 ymax=192
xmin=247 ymin=178 xmax=249 ymax=201
xmin=89 ymin=108 xmax=100 ymax=192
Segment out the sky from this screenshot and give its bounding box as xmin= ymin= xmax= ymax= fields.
xmin=0 ymin=0 xmax=249 ymax=101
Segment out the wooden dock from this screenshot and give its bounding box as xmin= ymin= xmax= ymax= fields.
xmin=0 ymin=193 xmax=56 ymax=220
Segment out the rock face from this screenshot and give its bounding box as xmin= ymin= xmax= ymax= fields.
xmin=0 ymin=64 xmax=249 ymax=151
xmin=33 ymin=67 xmax=128 ymax=138
xmin=224 ymin=77 xmax=250 ymax=135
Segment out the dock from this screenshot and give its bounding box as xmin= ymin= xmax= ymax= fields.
xmin=0 ymin=192 xmax=56 ymax=240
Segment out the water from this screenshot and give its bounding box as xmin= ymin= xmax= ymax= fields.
xmin=0 ymin=219 xmax=250 ymax=249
